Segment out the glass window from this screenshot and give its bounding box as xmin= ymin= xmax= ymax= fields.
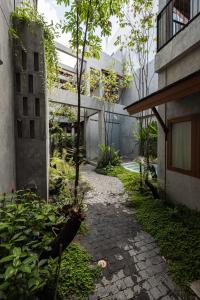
xmin=171 ymin=121 xmax=191 ymax=171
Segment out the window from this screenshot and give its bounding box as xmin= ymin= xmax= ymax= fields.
xmin=17 ymin=120 xmax=22 ymax=138
xmin=34 ymin=52 xmax=39 ymax=71
xmin=157 ymin=0 xmax=200 ymax=51
xmin=16 ymin=73 xmax=21 ymax=92
xmin=22 ymin=50 xmax=27 ymax=70
xmin=30 ymin=120 xmax=35 ymax=138
xmin=168 ymin=114 xmax=200 ymax=177
xmin=23 ymin=97 xmax=28 ymax=116
xmin=28 ymin=75 xmax=33 ymax=93
xmin=35 ymin=98 xmax=40 ymax=116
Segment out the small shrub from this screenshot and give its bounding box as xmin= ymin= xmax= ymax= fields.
xmin=97 ymin=144 xmax=121 ymax=170
xmin=0 ymin=191 xmax=64 ymax=299
xmin=49 ymin=150 xmax=75 ymax=202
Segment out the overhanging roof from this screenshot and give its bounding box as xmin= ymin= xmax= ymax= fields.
xmin=125 ymin=70 xmax=200 ymax=115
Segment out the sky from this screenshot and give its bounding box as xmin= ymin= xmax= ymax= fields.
xmin=37 ymin=0 xmax=158 ymax=68
xmin=37 ymin=0 xmax=120 ymax=58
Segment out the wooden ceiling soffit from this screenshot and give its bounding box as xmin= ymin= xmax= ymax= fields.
xmin=125 ymin=70 xmax=200 ymax=115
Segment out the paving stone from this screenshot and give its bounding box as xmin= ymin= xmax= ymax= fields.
xmin=142 ymin=281 xmax=151 ymax=291
xmin=96 ymin=286 xmax=110 ymax=298
xmin=150 ymin=287 xmax=163 ymax=299
xmin=117 ymin=270 xmax=125 ymax=279
xmin=115 ymin=279 xmax=126 ymax=291
xmin=114 ymin=291 xmax=126 ymax=300
xmin=124 ymin=288 xmax=134 ymax=299
xmin=102 ymin=276 xmax=110 ymax=286
xmin=128 ymin=249 xmax=136 ymax=257
xmin=148 ymin=276 xmax=159 ymax=288
xmin=124 ymin=276 xmax=134 ymax=288
xmin=133 ymin=284 xmax=141 ymax=294
xmin=79 ymin=165 xmax=182 ymax=300
xmin=88 ymin=294 xmax=98 ymax=300
xmin=161 ymin=295 xmax=174 ymax=300
xmin=110 ymin=283 xmax=119 ymax=295
xmin=114 ymin=254 xmax=124 ymax=261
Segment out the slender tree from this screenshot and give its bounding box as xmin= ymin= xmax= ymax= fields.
xmin=57 ymin=0 xmax=128 ymax=202
xmin=116 ymin=0 xmax=157 ymax=186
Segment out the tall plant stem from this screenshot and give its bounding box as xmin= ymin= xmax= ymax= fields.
xmin=74 ymin=0 xmax=91 ymax=202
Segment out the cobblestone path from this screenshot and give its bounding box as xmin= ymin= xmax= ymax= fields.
xmin=79 ymin=164 xmax=182 ymax=300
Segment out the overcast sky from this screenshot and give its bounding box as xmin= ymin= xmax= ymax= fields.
xmin=37 ymin=0 xmax=120 ymax=56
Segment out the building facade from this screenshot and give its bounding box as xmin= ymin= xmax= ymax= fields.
xmin=0 ymin=0 xmax=48 ymax=199
xmin=126 ymin=0 xmax=200 ymax=211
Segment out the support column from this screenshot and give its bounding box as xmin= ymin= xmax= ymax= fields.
xmin=98 ymin=107 xmax=105 ymax=146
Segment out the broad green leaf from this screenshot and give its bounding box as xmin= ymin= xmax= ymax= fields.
xmin=0 ymin=223 xmax=10 ymax=231
xmin=0 ymin=255 xmax=14 ymax=264
xmin=22 ymin=255 xmax=37 ymax=265
xmin=13 ymin=247 xmax=21 ymax=257
xmin=28 ymin=277 xmax=38 ymax=289
xmin=13 ymin=257 xmax=21 ymax=267
xmin=20 ymin=265 xmax=31 ymax=273
xmin=4 ymin=266 xmax=16 ymax=280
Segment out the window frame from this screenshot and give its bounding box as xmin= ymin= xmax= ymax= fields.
xmin=167 ymin=114 xmax=200 ymax=178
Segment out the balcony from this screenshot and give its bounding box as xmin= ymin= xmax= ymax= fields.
xmin=157 ymin=0 xmax=200 ymax=51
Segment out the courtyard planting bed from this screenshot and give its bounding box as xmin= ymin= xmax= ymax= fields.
xmin=106 ymin=166 xmax=200 ymax=294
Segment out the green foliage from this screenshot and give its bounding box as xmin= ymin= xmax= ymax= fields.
xmin=106 ymin=165 xmax=141 ymax=192
xmin=0 ymin=191 xmax=64 ymax=299
xmin=131 ymin=193 xmax=200 ymax=287
xmin=49 ymin=103 xmax=76 ymax=122
xmin=49 ymin=151 xmax=75 ymax=202
xmin=133 ymin=120 xmax=158 ymax=159
xmin=106 ymin=166 xmax=200 ymax=288
xmin=97 ymin=144 xmax=121 ymax=170
xmin=57 ymin=0 xmax=128 ymax=60
xmin=10 ymin=2 xmax=58 ymax=89
xmin=48 ymin=243 xmax=101 ymax=299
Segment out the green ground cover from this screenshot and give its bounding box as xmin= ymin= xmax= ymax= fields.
xmin=106 ymin=166 xmax=200 ymax=288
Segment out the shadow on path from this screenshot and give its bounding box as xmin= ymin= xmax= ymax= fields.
xmin=78 ymin=165 xmax=181 ymax=300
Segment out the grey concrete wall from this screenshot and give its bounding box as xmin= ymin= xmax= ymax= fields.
xmin=14 ymin=22 xmax=48 ymax=199
xmin=166 ymin=94 xmax=200 ymax=210
xmin=85 ymin=114 xmax=99 ymax=160
xmin=156 ymin=0 xmax=200 ymax=210
xmin=120 ymin=60 xmax=158 ymax=160
xmin=158 ymin=97 xmax=200 ymax=210
xmin=155 ymin=15 xmax=200 ymax=73
xmin=119 ymin=115 xmax=139 ymax=160
xmin=0 ymin=0 xmax=16 ymax=194
xmin=121 ymin=60 xmax=158 ymax=107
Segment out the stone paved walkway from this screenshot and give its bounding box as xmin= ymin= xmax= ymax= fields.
xmin=79 ymin=164 xmax=182 ymax=300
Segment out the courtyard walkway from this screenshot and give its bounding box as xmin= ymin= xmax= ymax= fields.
xmin=79 ymin=164 xmax=182 ymax=300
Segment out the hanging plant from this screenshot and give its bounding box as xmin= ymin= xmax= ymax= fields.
xmin=10 ymin=2 xmax=58 ymax=89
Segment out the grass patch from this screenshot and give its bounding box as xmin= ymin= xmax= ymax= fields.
xmin=107 ymin=166 xmax=200 ymax=288
xmin=48 ymin=243 xmax=101 ymax=300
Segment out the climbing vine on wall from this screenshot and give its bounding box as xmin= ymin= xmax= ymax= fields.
xmin=10 ymin=2 xmax=58 ymax=89
xmin=61 ymin=67 xmax=131 ymax=103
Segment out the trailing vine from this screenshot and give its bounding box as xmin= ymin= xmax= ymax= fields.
xmin=10 ymin=2 xmax=58 ymax=89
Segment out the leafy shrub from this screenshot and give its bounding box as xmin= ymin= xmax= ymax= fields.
xmin=49 ymin=151 xmax=75 ymax=202
xmin=97 ymin=144 xmax=121 ymax=170
xmin=48 ymin=243 xmax=101 ymax=299
xmin=0 ymin=191 xmax=64 ymax=299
